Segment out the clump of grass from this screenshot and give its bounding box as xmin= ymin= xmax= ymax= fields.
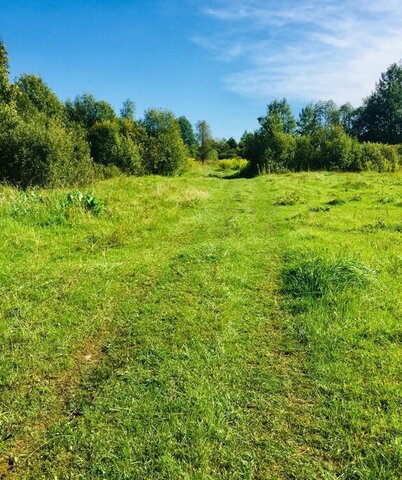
xmin=378 ymin=197 xmax=394 ymax=204
xmin=283 ymin=255 xmax=373 ymax=298
xmin=275 ymin=193 xmax=301 ymax=206
xmin=308 ymin=205 xmax=331 ymax=212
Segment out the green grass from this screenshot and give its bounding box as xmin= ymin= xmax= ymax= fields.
xmin=0 ymin=165 xmax=401 ymax=479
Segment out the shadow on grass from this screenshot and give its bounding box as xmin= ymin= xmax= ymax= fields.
xmin=207 ymin=170 xmax=253 ymax=180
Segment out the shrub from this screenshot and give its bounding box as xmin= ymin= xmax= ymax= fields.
xmin=88 ymin=121 xmax=143 ymax=175
xmin=0 ymin=110 xmax=94 ymax=188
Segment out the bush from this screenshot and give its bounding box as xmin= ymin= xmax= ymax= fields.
xmin=0 ymin=109 xmax=94 ymax=188
xmin=88 ymin=121 xmax=143 ymax=175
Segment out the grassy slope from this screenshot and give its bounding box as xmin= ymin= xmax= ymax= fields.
xmin=0 ymin=166 xmax=401 ymax=479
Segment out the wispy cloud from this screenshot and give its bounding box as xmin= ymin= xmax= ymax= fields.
xmin=196 ymin=0 xmax=402 ymax=105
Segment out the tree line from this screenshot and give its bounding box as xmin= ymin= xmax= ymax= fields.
xmin=0 ymin=39 xmax=401 ymax=187
xmin=0 ymin=41 xmax=219 ymax=187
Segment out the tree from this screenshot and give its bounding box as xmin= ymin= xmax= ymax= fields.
xmin=0 ymin=40 xmax=10 ymax=103
xmin=297 ymin=103 xmax=320 ymax=136
xmin=142 ymin=109 xmax=187 ymax=175
xmin=196 ymin=120 xmax=216 ymax=162
xmin=14 ymin=74 xmax=64 ymax=118
xmin=178 ymin=116 xmax=197 ymax=156
xmin=120 ymin=99 xmax=136 ymax=121
xmin=214 ymin=137 xmax=239 ymax=159
xmin=354 ymin=63 xmax=402 ymax=143
xmin=259 ymin=99 xmax=296 ymax=135
xmin=65 ymin=93 xmax=116 ymax=130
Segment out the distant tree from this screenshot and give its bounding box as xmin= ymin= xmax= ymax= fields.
xmin=142 ymin=109 xmax=187 ymax=175
xmin=178 ymin=116 xmax=197 ymax=156
xmin=0 ymin=40 xmax=10 ymax=103
xmin=354 ymin=63 xmax=402 ymax=143
xmin=120 ymin=99 xmax=136 ymax=121
xmin=259 ymin=99 xmax=296 ymax=135
xmin=214 ymin=137 xmax=239 ymax=159
xmin=338 ymin=102 xmax=356 ymax=135
xmin=314 ymin=100 xmax=340 ymax=128
xmin=14 ymin=74 xmax=64 ymax=118
xmin=297 ymin=103 xmax=320 ymax=136
xmin=65 ymin=93 xmax=116 ymax=130
xmin=196 ymin=120 xmax=216 ymax=162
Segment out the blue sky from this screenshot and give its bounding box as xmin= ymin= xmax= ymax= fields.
xmin=1 ymin=0 xmax=402 ymax=139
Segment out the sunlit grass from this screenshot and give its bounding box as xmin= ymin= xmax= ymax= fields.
xmin=0 ymin=168 xmax=401 ymax=479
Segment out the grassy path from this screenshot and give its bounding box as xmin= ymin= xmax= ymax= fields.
xmin=0 ymin=168 xmax=401 ymax=478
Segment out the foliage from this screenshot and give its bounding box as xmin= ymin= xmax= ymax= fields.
xmin=14 ymin=74 xmax=65 ymax=119
xmin=88 ymin=120 xmax=143 ymax=174
xmin=178 ymin=116 xmax=198 ymax=157
xmin=0 ymin=40 xmax=11 ymax=102
xmin=0 ymin=108 xmax=94 ymax=187
xmin=64 ymin=190 xmax=105 ymax=215
xmin=196 ymin=120 xmax=216 ymax=162
xmin=142 ymin=109 xmax=187 ymax=175
xmin=65 ymin=93 xmax=116 ymax=130
xmin=259 ymin=98 xmax=296 ymax=134
xmin=355 ymin=63 xmax=402 ymax=143
xmin=120 ymin=99 xmax=136 ymax=121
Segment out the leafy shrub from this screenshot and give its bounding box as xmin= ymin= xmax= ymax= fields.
xmin=283 ymin=255 xmax=372 ymax=299
xmin=88 ymin=121 xmax=143 ymax=174
xmin=360 ymin=143 xmax=400 ymax=172
xmin=64 ymin=191 xmax=105 ymax=215
xmin=0 ymin=108 xmax=94 ymax=188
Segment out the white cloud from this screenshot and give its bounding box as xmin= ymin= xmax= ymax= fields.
xmin=197 ymin=0 xmax=402 ymax=105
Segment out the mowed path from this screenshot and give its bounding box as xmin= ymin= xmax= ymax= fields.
xmin=1 ymin=170 xmax=400 ymax=478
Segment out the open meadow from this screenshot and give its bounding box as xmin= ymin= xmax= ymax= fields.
xmin=0 ymin=164 xmax=401 ymax=479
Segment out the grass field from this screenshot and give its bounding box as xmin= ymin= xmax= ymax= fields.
xmin=0 ymin=164 xmax=401 ymax=479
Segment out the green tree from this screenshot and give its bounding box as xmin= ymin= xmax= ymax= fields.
xmin=120 ymin=99 xmax=136 ymax=121
xmin=14 ymin=74 xmax=64 ymax=118
xmin=66 ymin=93 xmax=116 ymax=130
xmin=178 ymin=116 xmax=197 ymax=156
xmin=297 ymin=103 xmax=320 ymax=135
xmin=259 ymin=99 xmax=296 ymax=135
xmin=196 ymin=120 xmax=216 ymax=163
xmin=142 ymin=109 xmax=187 ymax=175
xmin=0 ymin=40 xmax=11 ymax=103
xmin=355 ymin=63 xmax=402 ymax=143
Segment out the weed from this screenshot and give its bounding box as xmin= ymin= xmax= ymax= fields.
xmin=65 ymin=191 xmax=105 ymax=215
xmin=275 ymin=193 xmax=301 ymax=206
